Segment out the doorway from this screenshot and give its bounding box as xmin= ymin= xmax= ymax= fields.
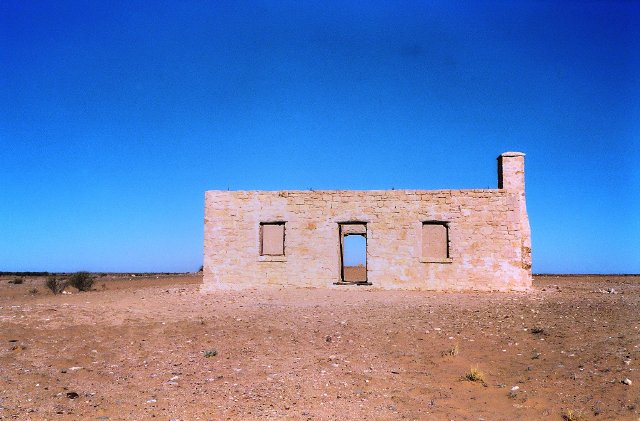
xmin=339 ymin=223 xmax=369 ymax=284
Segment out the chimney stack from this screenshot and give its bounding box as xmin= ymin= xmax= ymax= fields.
xmin=498 ymin=152 xmax=526 ymax=191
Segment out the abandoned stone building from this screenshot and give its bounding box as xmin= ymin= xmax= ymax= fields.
xmin=203 ymin=152 xmax=532 ymax=291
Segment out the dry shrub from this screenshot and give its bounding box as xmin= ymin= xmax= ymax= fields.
xmin=68 ymin=271 xmax=95 ymax=291
xmin=45 ymin=277 xmax=67 ymax=294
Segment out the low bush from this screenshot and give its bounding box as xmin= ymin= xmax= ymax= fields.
xmin=68 ymin=271 xmax=95 ymax=291
xmin=9 ymin=278 xmax=24 ymax=284
xmin=45 ymin=277 xmax=67 ymax=294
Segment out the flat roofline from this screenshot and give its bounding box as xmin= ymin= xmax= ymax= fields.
xmin=205 ymin=188 xmax=506 ymax=194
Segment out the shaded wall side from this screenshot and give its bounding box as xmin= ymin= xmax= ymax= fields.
xmin=203 ymin=190 xmax=531 ymax=291
xmin=498 ymin=153 xmax=532 ymax=279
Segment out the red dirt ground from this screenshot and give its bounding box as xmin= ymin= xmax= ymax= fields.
xmin=0 ymin=274 xmax=638 ymax=420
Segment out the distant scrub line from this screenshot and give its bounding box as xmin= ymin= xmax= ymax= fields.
xmin=0 ymin=271 xmax=196 ymax=277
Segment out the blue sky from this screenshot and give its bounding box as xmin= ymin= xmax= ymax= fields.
xmin=1 ymin=1 xmax=638 ymax=274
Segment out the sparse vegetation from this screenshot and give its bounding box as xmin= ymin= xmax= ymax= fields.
xmin=441 ymin=343 xmax=459 ymax=357
xmin=562 ymin=409 xmax=580 ymax=421
xmin=9 ymin=277 xmax=24 ymax=284
xmin=530 ymin=326 xmax=545 ymax=335
xmin=45 ymin=277 xmax=67 ymax=294
xmin=68 ymin=271 xmax=95 ymax=291
xmin=464 ymin=367 xmax=485 ymax=383
xmin=29 ymin=288 xmax=39 ymax=294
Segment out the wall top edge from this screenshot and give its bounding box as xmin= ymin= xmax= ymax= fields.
xmin=205 ymin=188 xmax=506 ymax=194
xmin=499 ymin=151 xmax=526 ymax=157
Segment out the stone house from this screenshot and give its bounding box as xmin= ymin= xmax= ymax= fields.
xmin=203 ymin=152 xmax=531 ymax=291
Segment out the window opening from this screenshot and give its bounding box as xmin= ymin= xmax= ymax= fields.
xmin=260 ymin=222 xmax=285 ymax=256
xmin=421 ymin=221 xmax=449 ymax=261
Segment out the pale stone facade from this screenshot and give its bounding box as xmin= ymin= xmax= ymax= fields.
xmin=203 ymin=152 xmax=532 ymax=291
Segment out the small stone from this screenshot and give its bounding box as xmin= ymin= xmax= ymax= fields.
xmin=510 ymin=386 xmax=520 ymax=391
xmin=66 ymin=392 xmax=79 ymax=399
xmin=622 ymin=378 xmax=632 ymax=385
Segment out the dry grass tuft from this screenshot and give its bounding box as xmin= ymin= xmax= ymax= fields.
xmin=562 ymin=409 xmax=581 ymax=421
xmin=464 ymin=367 xmax=485 ymax=383
xmin=441 ymin=343 xmax=459 ymax=357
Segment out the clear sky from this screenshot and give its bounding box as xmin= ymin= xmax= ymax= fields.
xmin=1 ymin=1 xmax=638 ymax=274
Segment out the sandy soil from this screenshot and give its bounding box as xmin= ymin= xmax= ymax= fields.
xmin=0 ymin=274 xmax=638 ymax=420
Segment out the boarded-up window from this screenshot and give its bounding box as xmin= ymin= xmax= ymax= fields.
xmin=260 ymin=222 xmax=285 ymax=256
xmin=422 ymin=222 xmax=448 ymax=260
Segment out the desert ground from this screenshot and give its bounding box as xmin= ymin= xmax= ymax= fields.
xmin=0 ymin=274 xmax=638 ymax=420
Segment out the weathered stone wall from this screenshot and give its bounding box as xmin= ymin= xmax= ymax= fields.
xmin=203 ymin=153 xmax=532 ymax=291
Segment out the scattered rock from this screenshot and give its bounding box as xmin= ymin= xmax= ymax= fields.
xmin=622 ymin=378 xmax=632 ymax=385
xmin=66 ymin=392 xmax=79 ymax=399
xmin=203 ymin=349 xmax=217 ymax=358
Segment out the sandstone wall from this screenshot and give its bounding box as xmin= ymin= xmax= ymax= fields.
xmin=204 ymin=190 xmax=531 ymax=291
